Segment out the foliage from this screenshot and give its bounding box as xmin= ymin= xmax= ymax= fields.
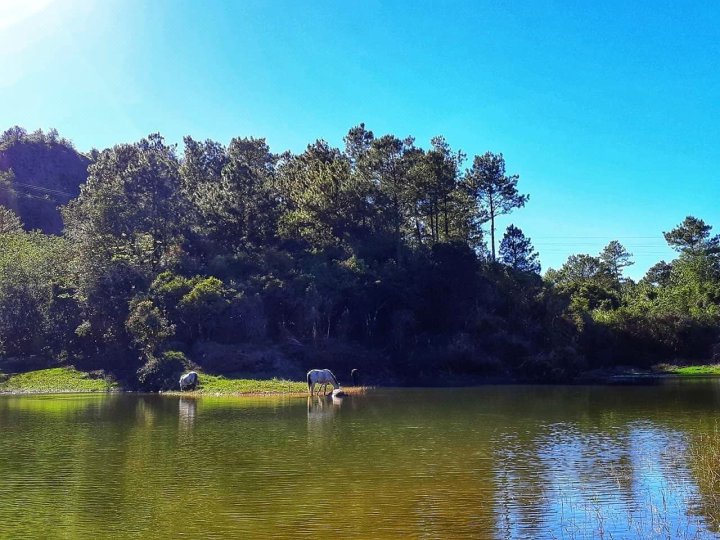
xmin=464 ymin=152 xmax=528 ymax=261
xmin=499 ymin=224 xmax=540 ymax=273
xmin=277 ymin=140 xmax=373 ymax=249
xmin=0 ymin=207 xmax=22 ymax=234
xmin=0 ymin=232 xmax=77 ymax=358
xmin=664 ymin=216 xmax=720 ymax=255
xmin=546 ymin=253 xmax=618 ymax=311
xmin=2 ymin=125 xmax=720 ymax=388
xmin=599 ymin=240 xmax=633 ymax=284
xmin=181 ymin=136 xmax=278 ymax=250
xmin=175 ymin=276 xmax=233 ymax=340
xmin=0 ymin=127 xmax=90 ymax=233
xmin=136 ymin=351 xmax=191 ymax=391
xmin=61 ymin=134 xmax=185 ymax=365
xmin=126 ymin=299 xmax=174 ymax=355
xmin=643 ymin=261 xmax=672 ymax=286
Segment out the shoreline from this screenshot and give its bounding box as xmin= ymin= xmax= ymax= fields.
xmin=161 ymin=385 xmax=370 ymax=398
xmin=0 ymin=388 xmax=370 ymax=397
xmin=0 ymin=367 xmax=373 ymax=396
xmin=1 ymin=364 xmax=720 ymax=396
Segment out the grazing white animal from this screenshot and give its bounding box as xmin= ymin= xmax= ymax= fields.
xmin=179 ymin=371 xmax=199 ymax=391
xmin=307 ymin=369 xmax=340 ymax=396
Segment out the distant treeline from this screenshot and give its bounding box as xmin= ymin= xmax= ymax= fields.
xmin=0 ymin=125 xmax=718 ymax=389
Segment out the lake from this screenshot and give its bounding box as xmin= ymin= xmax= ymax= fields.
xmin=2 ymin=382 xmax=720 ymax=538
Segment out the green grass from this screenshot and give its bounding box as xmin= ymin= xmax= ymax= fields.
xmin=655 ymin=363 xmax=720 ymax=376
xmin=178 ymin=373 xmax=309 ymax=395
xmin=0 ymin=367 xmax=117 ymax=393
xmin=0 ymin=367 xmax=353 ymax=396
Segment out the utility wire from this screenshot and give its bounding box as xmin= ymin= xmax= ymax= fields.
xmin=7 ymin=180 xmax=75 ymax=198
xmin=532 ymin=236 xmax=661 ymax=239
xmin=0 ymin=185 xmax=64 ymax=203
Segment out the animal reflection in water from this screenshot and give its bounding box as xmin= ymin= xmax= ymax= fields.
xmin=307 ymin=392 xmax=344 ymax=437
xmin=178 ymin=397 xmax=197 ymax=431
xmin=306 ymin=368 xmax=340 ymax=396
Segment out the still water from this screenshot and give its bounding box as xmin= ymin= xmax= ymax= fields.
xmin=2 ymin=382 xmax=720 ymax=538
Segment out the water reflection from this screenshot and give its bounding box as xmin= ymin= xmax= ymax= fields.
xmin=306 ymin=395 xmax=345 ymax=451
xmin=178 ymin=397 xmax=197 ymax=432
xmin=134 ymin=395 xmax=158 ymax=426
xmin=0 ymin=393 xmax=109 ymax=415
xmin=493 ymin=421 xmax=707 ymax=538
xmin=687 ymin=428 xmax=720 ymax=533
xmin=307 ymin=393 xmax=340 ymax=422
xmin=1 ymin=383 xmax=720 ymax=538
xmin=307 ymin=393 xmax=344 ymax=414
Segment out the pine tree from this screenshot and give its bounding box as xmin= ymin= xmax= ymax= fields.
xmin=499 ymin=224 xmax=540 ymax=273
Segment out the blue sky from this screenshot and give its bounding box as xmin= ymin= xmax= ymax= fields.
xmin=2 ymin=0 xmax=718 ymax=279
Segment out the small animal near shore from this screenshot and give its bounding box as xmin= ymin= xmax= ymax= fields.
xmin=179 ymin=371 xmax=199 ymax=391
xmin=307 ymin=369 xmax=340 ymax=396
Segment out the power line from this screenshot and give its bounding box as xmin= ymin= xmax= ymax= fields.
xmin=0 ymin=185 xmax=64 ymax=203
xmin=535 ymin=243 xmax=667 ymax=246
xmin=7 ymin=180 xmax=75 ymax=198
xmin=532 ymin=235 xmax=659 ymax=240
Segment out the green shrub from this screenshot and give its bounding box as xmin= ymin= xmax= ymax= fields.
xmin=179 ymin=276 xmax=231 ymax=337
xmin=136 ymin=351 xmax=191 ymax=391
xmin=125 ymin=299 xmax=174 ymax=354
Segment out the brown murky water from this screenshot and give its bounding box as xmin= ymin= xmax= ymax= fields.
xmin=1 ymin=382 xmax=720 ymax=538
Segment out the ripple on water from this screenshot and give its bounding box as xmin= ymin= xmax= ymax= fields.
xmin=0 ymin=386 xmax=719 ymax=538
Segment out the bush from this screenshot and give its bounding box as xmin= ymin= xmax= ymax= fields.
xmin=179 ymin=276 xmax=231 ymax=338
xmin=521 ymin=346 xmax=585 ymax=382
xmin=136 ymin=351 xmax=191 ymax=391
xmin=125 ymin=299 xmax=174 ymax=354
xmin=230 ymin=292 xmax=267 ymax=341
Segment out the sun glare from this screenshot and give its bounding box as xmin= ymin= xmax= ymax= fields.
xmin=0 ymin=0 xmax=54 ymax=30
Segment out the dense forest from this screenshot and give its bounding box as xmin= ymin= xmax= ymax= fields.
xmin=0 ymin=125 xmax=718 ymax=389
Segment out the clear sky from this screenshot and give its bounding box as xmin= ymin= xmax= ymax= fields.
xmin=2 ymin=0 xmax=718 ymax=279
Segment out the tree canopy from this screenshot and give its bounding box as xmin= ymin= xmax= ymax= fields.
xmin=464 ymin=152 xmax=528 ymax=261
xmin=664 ymin=216 xmax=720 ymax=255
xmin=499 ymin=225 xmax=540 ymax=274
xmin=0 ymin=125 xmax=718 ymax=388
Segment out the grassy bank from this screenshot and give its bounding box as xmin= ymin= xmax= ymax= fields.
xmin=173 ymin=374 xmax=308 ymax=395
xmin=0 ymin=367 xmax=117 ymax=393
xmin=654 ymin=363 xmax=720 ymax=376
xmin=0 ymin=367 xmax=366 ymax=396
xmin=166 ymin=373 xmax=369 ymax=396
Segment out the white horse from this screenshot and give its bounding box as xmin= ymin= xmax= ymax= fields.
xmin=307 ymin=369 xmax=340 ymax=396
xmin=179 ymin=371 xmax=199 ymax=391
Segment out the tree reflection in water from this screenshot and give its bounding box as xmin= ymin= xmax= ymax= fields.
xmin=2 ymin=385 xmax=720 ymax=538
xmin=493 ymin=422 xmax=709 ymax=538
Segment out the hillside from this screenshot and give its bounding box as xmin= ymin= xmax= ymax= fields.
xmin=0 ymin=127 xmax=90 ymax=233
xmin=0 ymin=126 xmax=718 ymax=391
